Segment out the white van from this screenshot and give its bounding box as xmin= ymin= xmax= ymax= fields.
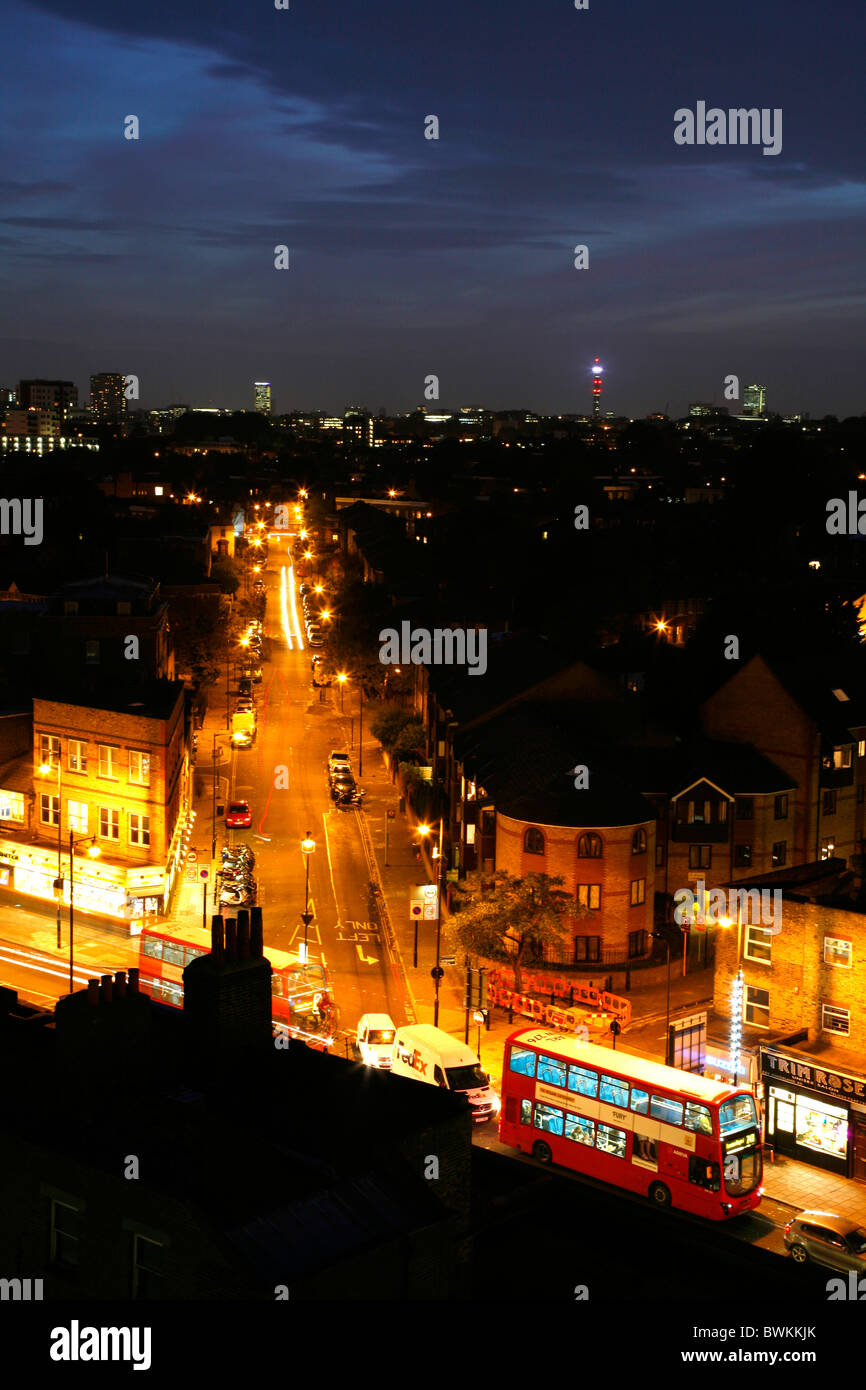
xmin=357 ymin=1013 xmax=396 ymax=1068
xmin=390 ymin=1024 xmax=499 ymax=1124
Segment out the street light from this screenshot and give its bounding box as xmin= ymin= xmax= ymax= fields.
xmin=418 ymin=820 xmax=445 ymax=1026
xmin=337 ymin=672 xmax=347 ymax=713
xmin=300 ymin=831 xmax=316 ymax=962
xmin=652 ymin=930 xmax=673 ymax=1064
xmin=39 ymin=757 xmax=62 ymax=947
xmin=68 ymin=831 xmax=100 ymax=993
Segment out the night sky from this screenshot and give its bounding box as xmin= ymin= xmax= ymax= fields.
xmin=3 ymin=0 xmax=865 ymax=418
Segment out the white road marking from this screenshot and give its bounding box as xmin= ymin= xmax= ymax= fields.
xmin=355 ymin=944 xmax=379 ymax=965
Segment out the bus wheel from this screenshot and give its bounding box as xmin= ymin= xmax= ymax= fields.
xmin=532 ymin=1141 xmax=552 ymax=1165
xmin=789 ymin=1244 xmax=808 ymax=1265
xmin=649 ymin=1182 xmax=671 ymax=1209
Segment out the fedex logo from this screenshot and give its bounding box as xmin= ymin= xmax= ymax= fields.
xmin=411 ymin=1050 xmax=428 ymax=1077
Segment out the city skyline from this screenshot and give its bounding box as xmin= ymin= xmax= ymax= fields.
xmin=3 ymin=0 xmax=865 ymax=418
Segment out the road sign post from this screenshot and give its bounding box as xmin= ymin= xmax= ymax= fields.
xmin=199 ymin=866 xmax=210 ymax=931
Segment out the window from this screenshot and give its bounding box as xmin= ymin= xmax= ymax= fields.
xmin=0 ymin=791 xmax=24 ymax=822
xmin=564 ymin=1114 xmax=595 ymax=1146
xmin=520 ymin=1098 xmax=532 ymax=1126
xmin=822 ymin=1004 xmax=850 ymax=1036
xmin=772 ymin=841 xmax=786 ymax=867
xmin=577 ymin=832 xmax=603 ymax=858
xmin=650 ymin=1094 xmax=684 ymax=1126
xmin=823 ymin=789 xmax=837 ymax=816
xmin=534 ymin=1102 xmax=564 ymax=1136
xmin=774 ymin=795 xmax=788 ymax=819
xmin=630 ymin=1087 xmax=649 ymax=1115
xmin=85 ymin=639 xmax=100 ymax=665
xmin=858 ymin=785 xmax=865 ymax=805
xmin=824 ymin=937 xmax=852 ymax=968
xmin=745 ymin=985 xmax=769 ymax=1027
xmin=573 ymin=935 xmax=600 ymax=963
xmin=630 ymin=878 xmax=645 ymax=906
xmin=689 ymin=845 xmax=711 ymax=869
xmin=50 ymin=1199 xmax=82 ymax=1268
xmin=734 ymin=844 xmax=752 ymax=867
xmin=860 ymin=741 xmax=866 ymax=758
xmin=596 ymin=1124 xmax=627 ymax=1158
xmin=821 ymin=836 xmax=836 ymax=860
xmin=685 ymin=1102 xmax=713 ymax=1135
xmin=68 ymin=740 xmax=87 ymax=773
xmin=129 ymin=813 xmax=150 ymax=848
xmin=99 ymin=807 xmax=119 ymax=840
xmin=735 ymin=798 xmax=753 ymax=820
xmin=833 ymin=746 xmax=853 ymax=769
xmin=132 ymin=1234 xmax=165 ymax=1300
xmin=744 ymin=925 xmax=772 ymax=964
xmin=655 ymin=843 xmax=666 ymax=867
xmin=568 ymin=1064 xmax=599 ymax=1098
xmin=689 ymin=1156 xmax=720 ymax=1190
xmin=98 ymin=745 xmax=118 ymax=778
xmin=39 ymin=734 xmax=61 ymax=768
xmin=631 ymin=828 xmax=646 ymax=855
xmin=537 ymin=1054 xmax=568 ymax=1088
xmin=509 ymin=1045 xmax=537 ymax=1078
xmin=40 ymin=793 xmax=59 ymax=826
xmin=128 ymin=751 xmax=151 ymax=787
xmin=68 ymin=801 xmax=88 ymax=834
xmin=628 ymin=930 xmax=648 ymax=959
xmin=576 ymin=885 xmax=601 ymax=911
xmin=600 ymin=1074 xmax=629 ymax=1108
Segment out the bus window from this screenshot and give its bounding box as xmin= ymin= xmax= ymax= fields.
xmin=685 ymin=1101 xmax=713 ymax=1135
xmin=719 ymin=1094 xmax=757 ymax=1135
xmin=567 ymin=1064 xmax=598 ymax=1098
xmin=141 ymin=936 xmax=163 ymax=961
xmin=534 ymin=1103 xmax=564 ymax=1135
xmin=689 ymin=1156 xmax=720 ymax=1191
xmin=596 ymin=1124 xmax=627 ymax=1158
xmin=509 ymin=1045 xmax=537 ymax=1078
xmin=163 ymin=941 xmax=184 ymax=968
xmin=564 ymin=1113 xmax=595 ymax=1147
xmin=630 ymin=1087 xmax=649 ymax=1115
xmin=600 ymin=1074 xmax=629 ymax=1108
xmin=537 ymin=1055 xmax=567 ymax=1088
xmin=650 ymin=1094 xmax=684 ymax=1127
xmin=520 ymin=1099 xmax=533 ymax=1126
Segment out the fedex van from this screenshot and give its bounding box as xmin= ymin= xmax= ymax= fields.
xmin=390 ymin=1024 xmax=499 ymax=1124
xmin=356 ymin=1013 xmax=396 ymax=1068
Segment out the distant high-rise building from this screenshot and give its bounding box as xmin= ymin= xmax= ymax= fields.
xmin=343 ymin=407 xmax=374 ymax=447
xmin=254 ymin=382 xmax=272 ymax=415
xmin=18 ymin=379 xmax=77 ymax=418
xmin=90 ymin=373 xmax=127 ymax=424
xmin=591 ymin=359 xmax=603 ymax=418
xmin=742 ymin=383 xmax=767 ymax=416
xmin=689 ymin=402 xmax=714 ymax=417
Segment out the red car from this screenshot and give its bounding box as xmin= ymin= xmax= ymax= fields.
xmin=225 ymin=800 xmax=253 ymax=829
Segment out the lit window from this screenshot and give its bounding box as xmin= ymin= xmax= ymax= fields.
xmin=128 ymin=751 xmax=151 ymax=787
xmin=824 ymin=937 xmax=852 ymax=968
xmin=99 ymin=807 xmax=119 ymax=839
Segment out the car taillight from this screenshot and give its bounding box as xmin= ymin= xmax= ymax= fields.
xmin=783 ymin=1221 xmax=792 ymax=1235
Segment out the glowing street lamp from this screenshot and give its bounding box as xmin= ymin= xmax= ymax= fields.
xmin=300 ymin=832 xmax=316 ymax=961
xmin=337 ymin=672 xmax=347 ymax=712
xmin=40 ymin=758 xmax=62 ymax=945
xmin=418 ymin=821 xmax=445 ymax=1025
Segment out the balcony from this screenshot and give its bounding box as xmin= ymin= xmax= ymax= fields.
xmin=820 ymin=766 xmax=854 ymax=789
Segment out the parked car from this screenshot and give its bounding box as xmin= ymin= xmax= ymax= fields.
xmin=225 ymin=800 xmax=253 ymax=829
xmin=233 ymin=729 xmax=255 ymax=749
xmin=308 ymin=634 xmax=324 ymax=649
xmin=328 ymin=752 xmax=351 ymax=774
xmin=784 ymin=1212 xmax=866 ymax=1271
xmin=238 ymin=678 xmax=253 ymax=696
xmin=299 ymin=583 xmax=311 ymax=596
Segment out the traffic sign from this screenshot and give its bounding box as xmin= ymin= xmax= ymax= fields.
xmin=387 ymin=809 xmax=395 ymax=819
xmin=440 ymin=956 xmax=456 ymax=966
xmin=187 ymin=850 xmax=198 ymax=864
xmin=199 ymin=867 xmax=210 ymax=881
xmin=430 ymin=966 xmax=445 ymax=980
xmin=610 ymin=1019 xmax=621 ymax=1036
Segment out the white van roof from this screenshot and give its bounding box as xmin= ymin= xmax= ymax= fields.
xmin=394 ymin=1023 xmax=478 ymax=1069
xmin=360 ymin=1013 xmax=395 ymax=1030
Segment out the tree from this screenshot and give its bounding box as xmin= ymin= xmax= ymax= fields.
xmin=391 ymin=720 xmax=426 ymax=762
xmin=210 ymin=556 xmax=241 ymax=595
xmin=369 ymin=705 xmax=412 ymax=750
xmin=449 ymin=870 xmax=581 ymax=990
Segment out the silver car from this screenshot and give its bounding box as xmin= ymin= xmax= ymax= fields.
xmin=784 ymin=1210 xmax=866 ymax=1271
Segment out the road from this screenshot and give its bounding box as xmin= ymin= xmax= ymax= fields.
xmin=224 ymin=546 xmax=408 ymax=1039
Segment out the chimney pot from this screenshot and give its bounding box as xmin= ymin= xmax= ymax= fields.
xmin=225 ymin=918 xmax=237 ymax=960
xmin=100 ymin=973 xmax=112 ymax=1003
xmin=211 ymin=916 xmax=224 ymax=962
xmin=237 ymin=909 xmax=250 ymax=960
xmin=87 ymin=978 xmax=99 ymax=1006
xmin=115 ymin=971 xmax=127 ymax=998
xmin=250 ymin=905 xmax=264 ymax=959
xmin=128 ymin=967 xmax=140 ymax=994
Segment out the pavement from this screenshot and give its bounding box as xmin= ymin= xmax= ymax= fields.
xmin=162 ymin=629 xmax=866 ymax=1228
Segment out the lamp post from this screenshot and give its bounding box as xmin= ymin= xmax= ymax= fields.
xmin=358 ymin=685 xmax=364 ymax=777
xmin=300 ymin=831 xmax=316 ymax=963
xmin=68 ymin=831 xmax=100 ymax=993
xmin=419 ymin=820 xmax=445 ymax=1026
xmin=337 ymin=672 xmax=346 ymax=714
xmin=39 ymin=756 xmax=62 ymax=948
xmin=652 ymin=930 xmax=673 ymax=1065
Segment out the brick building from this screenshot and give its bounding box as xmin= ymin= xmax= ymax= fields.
xmin=713 ymin=861 xmax=866 ymax=1179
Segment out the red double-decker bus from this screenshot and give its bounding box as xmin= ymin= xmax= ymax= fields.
xmin=499 ymin=1028 xmax=763 ymax=1220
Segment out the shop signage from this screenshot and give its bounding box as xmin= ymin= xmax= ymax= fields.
xmin=762 ymin=1049 xmax=866 ymax=1102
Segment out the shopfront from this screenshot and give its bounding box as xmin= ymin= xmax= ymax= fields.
xmin=0 ymin=838 xmax=133 ymax=925
xmin=761 ymin=1047 xmax=866 ymax=1178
